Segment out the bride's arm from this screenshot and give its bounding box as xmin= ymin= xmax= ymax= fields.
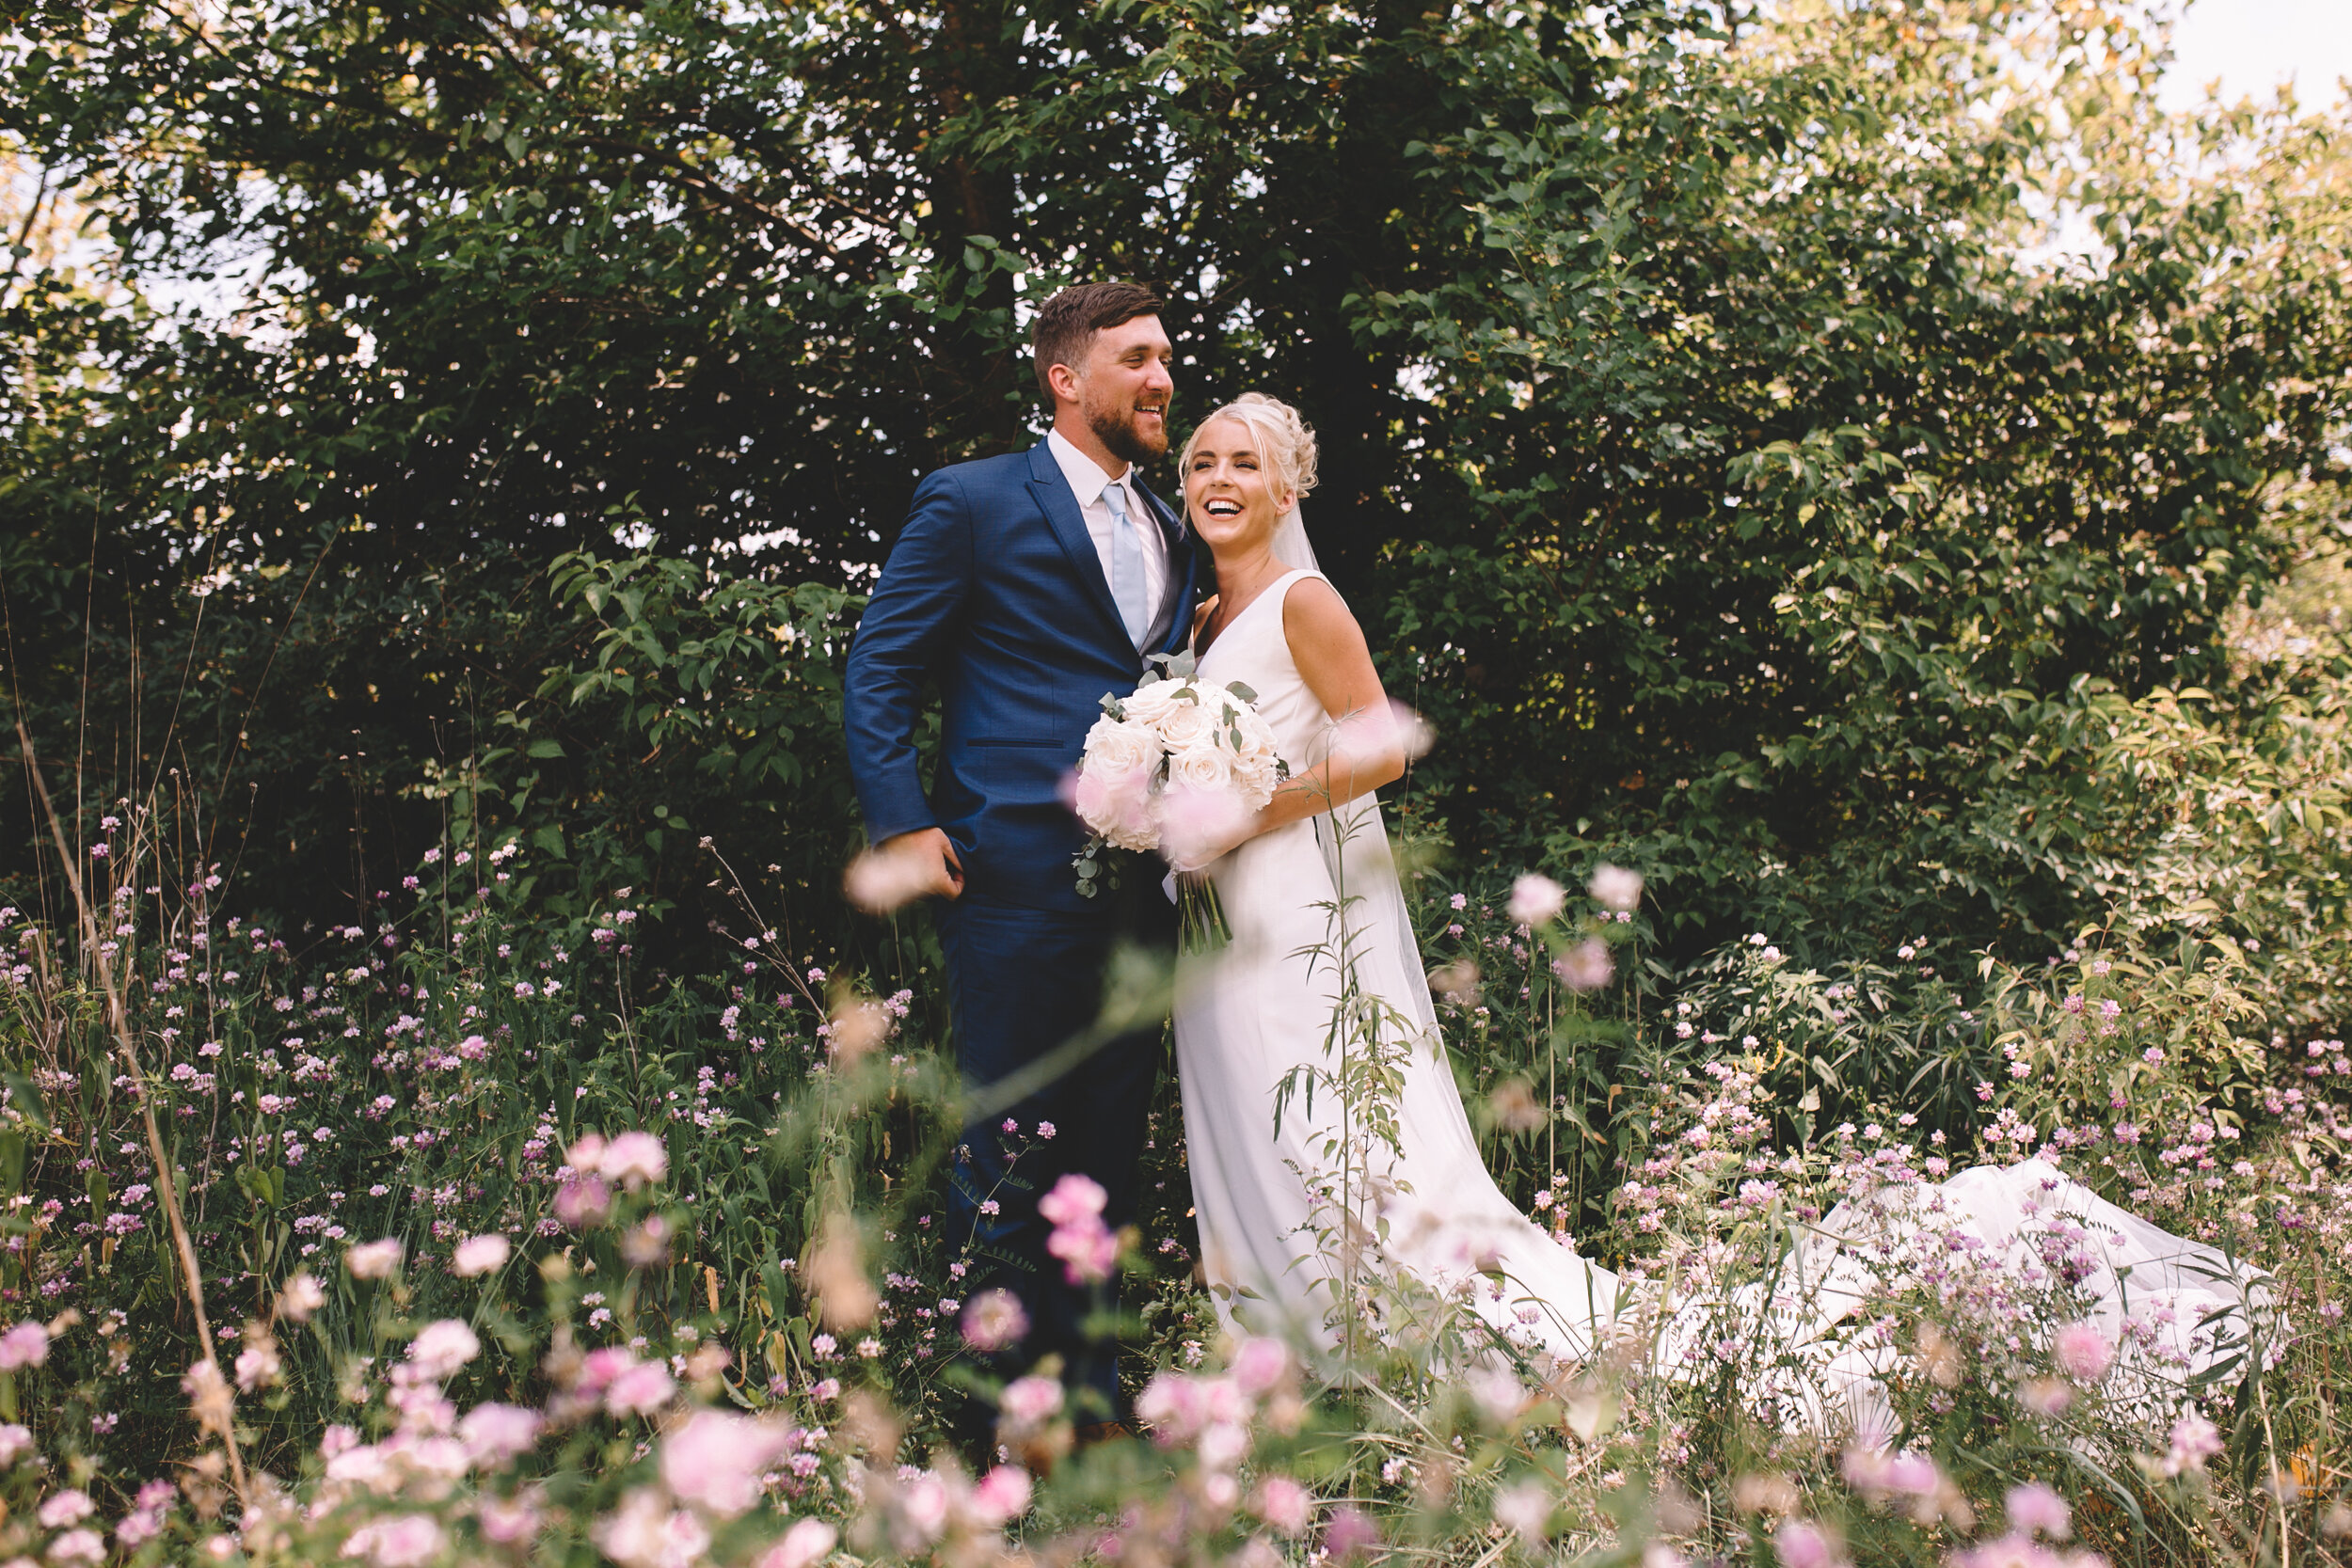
xmin=1248 ymin=577 xmax=1407 ymax=835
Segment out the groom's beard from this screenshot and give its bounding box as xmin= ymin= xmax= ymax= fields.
xmin=1089 ymin=400 xmax=1169 ymax=467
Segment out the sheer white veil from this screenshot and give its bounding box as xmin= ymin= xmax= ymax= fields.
xmin=1270 ymin=500 xmax=1320 ymax=572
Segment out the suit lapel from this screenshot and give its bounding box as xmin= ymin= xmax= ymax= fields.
xmin=1024 ymin=440 xmax=1129 ymax=648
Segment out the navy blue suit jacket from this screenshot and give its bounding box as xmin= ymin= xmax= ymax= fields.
xmin=844 ymin=439 xmax=1202 ymax=913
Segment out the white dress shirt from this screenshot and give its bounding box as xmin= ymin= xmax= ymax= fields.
xmin=1047 ymin=428 xmax=1168 ymax=619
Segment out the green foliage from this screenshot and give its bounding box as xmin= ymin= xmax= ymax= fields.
xmin=1352 ymin=0 xmax=2352 ymax=954
xmin=8 ymin=0 xmax=2346 ymax=969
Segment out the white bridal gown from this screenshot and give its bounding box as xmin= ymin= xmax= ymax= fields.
xmin=1175 ymin=569 xmax=1621 ymax=1359
xmin=1171 ymin=569 xmax=2267 ymax=1417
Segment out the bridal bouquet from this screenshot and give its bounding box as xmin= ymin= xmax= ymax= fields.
xmin=1068 ymin=662 xmax=1285 ymax=939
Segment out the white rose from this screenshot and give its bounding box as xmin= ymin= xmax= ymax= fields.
xmin=1154 ymin=698 xmax=1216 ymax=753
xmin=1231 ymin=707 xmax=1277 ymax=755
xmin=1082 ymin=716 xmax=1161 ymax=783
xmin=1168 ymin=743 xmax=1233 ymax=796
xmin=1230 ymin=752 xmax=1280 ymax=810
xmin=1120 ymin=679 xmax=1187 ymax=728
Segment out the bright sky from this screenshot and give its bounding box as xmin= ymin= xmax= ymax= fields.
xmin=2156 ymin=0 xmax=2352 ymax=111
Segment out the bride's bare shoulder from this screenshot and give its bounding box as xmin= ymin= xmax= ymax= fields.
xmin=1279 ymin=574 xmax=1367 ymax=657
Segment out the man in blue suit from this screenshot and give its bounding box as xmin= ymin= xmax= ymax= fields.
xmin=843 ymin=281 xmax=1200 ymax=1446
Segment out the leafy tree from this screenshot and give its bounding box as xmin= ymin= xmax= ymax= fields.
xmin=2 ymin=0 xmax=2344 ymax=974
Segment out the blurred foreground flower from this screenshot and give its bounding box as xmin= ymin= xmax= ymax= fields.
xmin=1253 ymin=1476 xmax=1311 ymax=1536
xmin=1491 ymin=1479 xmax=1553 ymax=1539
xmin=758 ymin=1518 xmax=839 ymax=1568
xmin=342 ymin=1513 xmax=445 ymax=1568
xmin=1507 ymin=874 xmax=1565 ymax=927
xmin=827 ymin=994 xmax=892 ymax=1064
xmin=601 ymin=1132 xmax=669 ymax=1188
xmin=1588 ymin=863 xmax=1643 ymax=912
xmin=1426 ymin=958 xmax=1480 ymax=1006
xmin=554 ymin=1172 xmax=612 ymax=1228
xmin=595 ymin=1486 xmax=709 ymax=1568
xmin=1772 ymin=1518 xmax=1849 ymax=1568
xmin=2005 ymin=1481 xmax=2071 ymax=1538
xmin=1159 ymin=782 xmax=1255 ymax=872
xmin=2051 ymin=1321 xmax=2113 ymax=1384
xmin=0 ymin=1321 xmax=49 ymax=1369
xmin=959 ymin=1288 xmax=1029 ymax=1353
xmin=997 ymin=1374 xmax=1064 ymax=1436
xmin=844 ymin=842 xmax=938 ymax=914
xmin=2163 ymin=1411 xmax=2222 ymax=1476
xmin=1040 ymin=1173 xmax=1118 ymax=1284
xmin=278 ymin=1272 xmax=326 ymax=1322
xmin=407 ymin=1320 xmax=481 ymax=1381
xmin=453 ymin=1233 xmax=512 ymax=1277
xmin=1327 ymin=700 xmax=1435 ymax=770
xmin=808 ymin=1209 xmax=880 ymax=1330
xmin=1553 ymin=938 xmax=1613 ymax=991
xmin=346 ymin=1238 xmax=404 ymax=1279
xmin=182 ymin=1358 xmax=234 ymax=1438
xmin=1486 ymin=1078 xmax=1548 ymax=1134
xmin=662 ymin=1409 xmax=797 ymax=1516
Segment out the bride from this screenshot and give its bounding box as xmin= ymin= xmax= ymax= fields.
xmin=1164 ymin=392 xmax=2265 ymax=1421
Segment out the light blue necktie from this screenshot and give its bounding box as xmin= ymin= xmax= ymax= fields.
xmin=1102 ymin=477 xmax=1150 ymax=648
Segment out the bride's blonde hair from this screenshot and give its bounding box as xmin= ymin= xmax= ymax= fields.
xmin=1179 ymin=392 xmax=1320 ymax=508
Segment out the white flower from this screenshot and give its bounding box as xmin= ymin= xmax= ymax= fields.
xmin=598 ymin=1132 xmax=668 ymax=1188
xmin=1120 ymin=679 xmax=1188 ymax=727
xmin=407 ymin=1319 xmax=482 ymax=1381
xmin=1081 ymin=715 xmax=1161 ymax=782
xmin=661 ymin=1410 xmax=795 ymax=1517
xmin=1168 ymin=742 xmax=1233 ymax=796
xmin=758 ymin=1518 xmax=839 ymax=1568
xmin=457 ymin=1403 xmax=543 ymax=1468
xmin=1507 ymin=875 xmax=1566 ymax=927
xmin=278 ymin=1272 xmax=326 ymax=1322
xmin=46 ymin=1528 xmax=105 ymax=1564
xmin=346 ymin=1238 xmax=403 ymax=1279
xmin=1554 ymin=939 xmax=1613 ymax=992
xmin=1491 ymin=1479 xmax=1553 ymax=1539
xmin=593 ymin=1486 xmax=709 ymax=1568
xmin=453 ymin=1234 xmax=512 ymax=1277
xmin=1152 ymin=697 xmax=1217 ymax=753
xmin=1587 ymin=863 xmax=1643 ymax=913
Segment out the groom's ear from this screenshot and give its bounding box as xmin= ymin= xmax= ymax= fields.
xmin=1044 ymin=359 xmax=1084 ymax=410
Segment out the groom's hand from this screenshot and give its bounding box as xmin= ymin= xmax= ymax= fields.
xmin=846 ymin=828 xmax=964 ymax=912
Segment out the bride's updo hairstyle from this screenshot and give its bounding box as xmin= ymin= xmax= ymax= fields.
xmin=1179 ymin=392 xmax=1320 ymax=510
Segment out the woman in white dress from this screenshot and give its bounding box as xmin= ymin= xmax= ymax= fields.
xmin=1165 ymin=393 xmax=2265 ymax=1418
xmin=1170 ymin=393 xmax=1619 ymax=1364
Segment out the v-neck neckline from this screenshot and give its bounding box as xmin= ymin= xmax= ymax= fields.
xmin=1194 ymin=567 xmax=1307 ymax=663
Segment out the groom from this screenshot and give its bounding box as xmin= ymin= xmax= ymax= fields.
xmin=843 ymin=281 xmax=1200 ymax=1442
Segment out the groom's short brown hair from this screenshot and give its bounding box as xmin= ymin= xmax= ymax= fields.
xmin=1032 ymin=281 xmax=1166 ymax=404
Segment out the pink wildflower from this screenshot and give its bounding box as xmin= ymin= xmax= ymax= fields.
xmin=2051 ymin=1322 xmax=2114 ymax=1385
xmin=1506 ymin=874 xmax=1566 ymax=927
xmin=997 ymin=1374 xmax=1064 ymax=1434
xmin=2006 ymin=1481 xmax=2071 ymax=1539
xmin=959 ymin=1289 xmax=1029 ymax=1353
xmin=0 ymin=1322 xmax=50 ymax=1370
xmin=758 ymin=1519 xmax=839 ymax=1568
